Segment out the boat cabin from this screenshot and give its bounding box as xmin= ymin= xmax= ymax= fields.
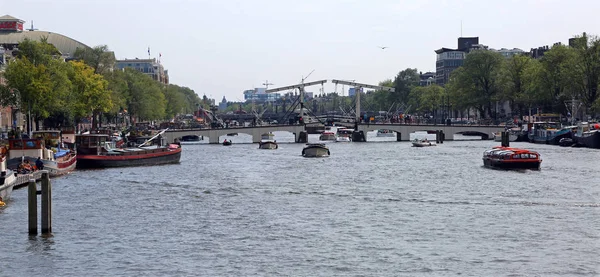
xmin=31 ymin=130 xmax=61 ymax=148
xmin=8 ymin=138 xmax=56 ymax=161
xmin=337 ymin=128 xmax=354 ymax=137
xmin=75 ymin=134 xmax=109 ymax=155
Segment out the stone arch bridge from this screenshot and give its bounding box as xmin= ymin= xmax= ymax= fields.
xmin=164 ymin=125 xmax=306 ymax=144
xmin=357 ymin=123 xmax=504 ymax=141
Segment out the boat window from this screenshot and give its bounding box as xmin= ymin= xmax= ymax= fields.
xmin=25 ymin=140 xmax=37 ymax=149
xmin=82 ymin=136 xmax=90 ymax=146
xmin=530 ymin=154 xmax=537 ymax=159
xmin=520 ymin=154 xmax=528 ymax=158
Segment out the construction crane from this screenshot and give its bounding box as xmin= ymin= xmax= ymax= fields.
xmin=266 ymin=79 xmax=328 ymax=124
xmin=330 ymin=79 xmax=395 ymax=129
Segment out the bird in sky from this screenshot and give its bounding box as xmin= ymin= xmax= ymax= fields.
xmin=378 ymin=46 xmax=389 ymax=50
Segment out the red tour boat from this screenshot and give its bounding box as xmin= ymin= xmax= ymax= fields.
xmin=482 ymin=146 xmax=542 ymax=170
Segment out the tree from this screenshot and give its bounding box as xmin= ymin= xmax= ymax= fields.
xmin=568 ymin=33 xmax=600 ymax=115
xmin=2 ymin=39 xmax=71 ymax=132
xmin=73 ymin=45 xmax=116 ymax=75
xmin=500 ymin=54 xmax=535 ymax=117
xmin=391 ymin=68 xmax=420 ymax=105
xmin=123 ymin=69 xmax=166 ymax=123
xmin=416 ymin=84 xmax=446 ymax=114
xmin=446 ymin=50 xmax=505 ymax=119
xmin=68 ymin=60 xmax=112 ymax=129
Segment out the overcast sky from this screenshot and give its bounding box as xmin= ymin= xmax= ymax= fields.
xmin=3 ymin=0 xmax=599 ymax=101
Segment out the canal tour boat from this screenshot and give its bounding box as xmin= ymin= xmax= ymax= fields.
xmin=258 ymin=139 xmax=278 ymax=149
xmin=6 ymin=131 xmax=77 ymax=177
xmin=178 ymin=135 xmax=203 ymax=145
xmin=412 ymin=138 xmax=436 ymax=147
xmin=319 ymin=131 xmax=337 ymax=141
xmin=482 ymin=146 xmax=542 ymax=170
xmin=75 ymin=129 xmax=181 ymax=169
xmin=302 ymin=143 xmax=330 ymax=157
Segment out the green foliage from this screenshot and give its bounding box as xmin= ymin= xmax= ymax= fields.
xmin=73 ymin=45 xmax=116 ymax=75
xmin=415 ymin=84 xmax=446 ymax=113
xmin=391 ymin=68 xmax=420 ymax=105
xmin=123 ymin=69 xmax=166 ymax=121
xmin=68 ymin=61 xmax=112 ymax=114
xmin=446 ymin=50 xmax=505 ymax=118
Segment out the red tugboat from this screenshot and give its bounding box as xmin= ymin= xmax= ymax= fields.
xmin=76 ymin=129 xmax=181 ymax=169
xmin=482 ymin=146 xmax=542 ymax=170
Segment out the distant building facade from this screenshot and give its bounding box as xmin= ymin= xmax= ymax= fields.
xmin=116 ymin=58 xmax=169 ymax=84
xmin=243 ymin=87 xmax=280 ymax=102
xmin=348 ymin=87 xmax=364 ymax=97
xmin=218 ymin=96 xmax=228 ymax=111
xmin=435 ymin=37 xmax=484 ymax=86
xmin=419 ymin=71 xmax=436 ymax=86
xmin=492 ymin=48 xmax=526 ymax=58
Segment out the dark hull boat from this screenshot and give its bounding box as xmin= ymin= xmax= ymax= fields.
xmin=76 ymin=129 xmax=181 ymax=169
xmin=76 ymin=147 xmax=182 ymax=169
xmin=574 ymin=130 xmax=600 ymax=149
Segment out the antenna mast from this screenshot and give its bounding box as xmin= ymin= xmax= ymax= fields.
xmin=27 ymin=20 xmax=38 ymax=31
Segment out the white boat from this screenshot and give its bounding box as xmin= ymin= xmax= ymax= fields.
xmin=376 ymin=129 xmax=395 ymax=137
xmin=261 ymin=132 xmax=275 ymax=140
xmin=0 ymin=147 xmax=17 ymax=203
xmin=412 ymin=138 xmax=436 ymax=147
xmin=179 ymin=135 xmax=203 ymax=145
xmin=258 ymin=140 xmax=278 ymax=150
xmin=319 ymin=131 xmax=336 ymax=141
xmin=7 ymin=132 xmax=77 ymax=177
xmin=336 ymin=136 xmax=351 ymax=142
xmin=336 ymin=128 xmax=353 ymax=142
xmin=302 ymin=143 xmax=330 ymax=157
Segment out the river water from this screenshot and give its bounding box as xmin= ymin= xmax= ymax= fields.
xmin=0 ymin=131 xmax=599 ymax=276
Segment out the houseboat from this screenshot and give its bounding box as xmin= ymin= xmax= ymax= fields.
xmin=7 ymin=131 xmax=77 ymax=177
xmin=482 ymin=146 xmax=542 ymax=170
xmin=573 ymin=122 xmax=600 ymax=149
xmin=302 ymin=143 xmax=330 ymax=157
xmin=75 ymin=130 xmax=181 ymax=169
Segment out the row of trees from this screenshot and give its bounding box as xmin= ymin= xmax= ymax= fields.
xmin=0 ymin=39 xmax=207 ymax=131
xmin=356 ymin=32 xmax=600 ymax=122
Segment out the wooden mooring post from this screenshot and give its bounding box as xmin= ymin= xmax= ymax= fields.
xmin=28 ymin=171 xmax=52 ymax=235
xmin=501 ymin=131 xmax=510 ymax=147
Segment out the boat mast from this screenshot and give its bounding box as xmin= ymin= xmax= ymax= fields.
xmin=138 ymin=128 xmax=169 ymax=147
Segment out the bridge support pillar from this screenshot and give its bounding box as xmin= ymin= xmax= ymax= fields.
xmin=296 ymin=131 xmax=308 ymax=143
xmin=436 ymin=130 xmax=444 ymax=143
xmin=352 ymin=131 xmax=366 ymax=142
xmin=209 ymin=134 xmax=220 ymax=144
xmin=396 ymin=132 xmax=402 ymax=142
xmin=252 ymin=133 xmax=262 ymax=143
